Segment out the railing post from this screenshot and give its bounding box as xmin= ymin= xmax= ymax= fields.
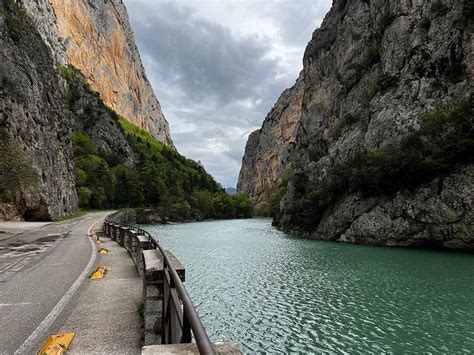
xmin=161 ymin=262 xmax=168 ymax=344
xmin=181 ymin=311 xmax=192 ymax=343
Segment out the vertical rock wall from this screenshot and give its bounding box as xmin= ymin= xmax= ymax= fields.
xmin=237 ymin=73 xmax=303 ymax=206
xmin=1 ymin=0 xmax=77 ymax=220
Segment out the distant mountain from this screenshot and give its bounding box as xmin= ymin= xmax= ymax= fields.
xmin=225 ymin=187 xmax=237 ymax=195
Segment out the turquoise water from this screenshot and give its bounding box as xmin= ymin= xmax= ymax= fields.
xmin=144 ymin=219 xmax=474 ymax=353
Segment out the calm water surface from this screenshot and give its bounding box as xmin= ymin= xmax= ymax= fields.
xmin=144 ymin=219 xmax=474 ymax=353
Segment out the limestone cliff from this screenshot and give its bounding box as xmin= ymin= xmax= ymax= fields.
xmin=238 ymin=0 xmax=473 ymax=249
xmin=237 ymin=73 xmax=303 ymax=206
xmin=0 ymin=0 xmax=77 ymax=220
xmin=22 ymin=0 xmax=172 ymax=144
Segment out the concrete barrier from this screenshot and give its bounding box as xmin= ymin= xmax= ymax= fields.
xmin=102 ymin=218 xmax=241 ymax=354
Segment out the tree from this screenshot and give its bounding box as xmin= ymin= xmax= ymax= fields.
xmin=77 ymin=186 xmax=92 ymax=207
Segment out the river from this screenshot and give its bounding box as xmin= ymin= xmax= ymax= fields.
xmin=144 ymin=218 xmax=474 ymax=353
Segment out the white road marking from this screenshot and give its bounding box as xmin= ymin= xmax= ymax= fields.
xmin=14 ymin=216 xmax=104 ymax=354
xmin=46 ymin=263 xmax=72 ymax=266
xmin=0 ymin=302 xmax=32 ymax=307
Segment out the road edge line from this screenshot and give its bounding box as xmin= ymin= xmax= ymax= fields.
xmin=14 ymin=216 xmax=104 ymax=354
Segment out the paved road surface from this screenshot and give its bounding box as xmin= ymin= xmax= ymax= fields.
xmin=0 ymin=212 xmax=109 ymax=353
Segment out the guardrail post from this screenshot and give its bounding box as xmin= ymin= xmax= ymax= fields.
xmin=142 ymin=250 xmax=163 ymax=345
xmin=118 ymin=227 xmax=127 ymax=246
xmin=123 ymin=228 xmax=130 ymax=250
xmin=128 ymin=230 xmax=139 ymax=263
xmin=137 ymin=236 xmax=150 ymax=276
xmin=111 ymin=224 xmax=118 ymax=241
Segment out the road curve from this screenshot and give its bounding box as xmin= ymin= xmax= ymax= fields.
xmin=0 ymin=211 xmax=110 ymax=354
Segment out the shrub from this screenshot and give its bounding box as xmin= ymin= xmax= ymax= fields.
xmin=330 ymin=113 xmax=359 ymax=139
xmin=357 ymin=79 xmax=380 ymax=107
xmin=77 ymin=187 xmax=92 ymax=207
xmin=419 ymin=17 xmax=431 ymax=31
xmin=0 ymin=136 xmax=38 ymax=204
xmin=367 ymin=43 xmax=381 ymax=65
xmin=430 ymin=1 xmax=449 ymax=17
xmin=254 ymin=203 xmax=271 ymax=217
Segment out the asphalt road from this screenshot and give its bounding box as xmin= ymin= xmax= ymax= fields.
xmin=0 ymin=211 xmax=110 ymax=354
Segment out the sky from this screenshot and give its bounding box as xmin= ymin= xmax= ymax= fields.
xmin=124 ymin=0 xmax=332 ymax=187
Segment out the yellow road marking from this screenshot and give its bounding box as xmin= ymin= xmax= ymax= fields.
xmin=89 ymin=266 xmax=107 ymax=280
xmin=98 ymin=248 xmax=107 ymax=255
xmin=38 ymin=332 xmax=75 ymax=354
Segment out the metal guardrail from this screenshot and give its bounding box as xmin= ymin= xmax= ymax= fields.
xmin=104 ymin=211 xmax=215 ymax=355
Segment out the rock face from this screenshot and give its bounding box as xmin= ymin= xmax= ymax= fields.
xmin=238 ymin=0 xmax=473 ymax=249
xmin=0 ymin=0 xmax=77 ymax=220
xmin=320 ymin=165 xmax=474 ymax=249
xmin=65 ymin=70 xmax=136 ymax=166
xmin=238 ymin=73 xmax=303 ymax=206
xmin=22 ymin=0 xmax=172 ymax=144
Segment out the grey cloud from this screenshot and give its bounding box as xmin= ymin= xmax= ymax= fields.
xmin=124 ymin=0 xmax=331 ymax=187
xmin=127 ymin=2 xmax=282 ymax=105
xmin=263 ymin=0 xmax=332 ymax=46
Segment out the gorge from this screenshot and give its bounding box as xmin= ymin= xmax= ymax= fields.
xmin=0 ymin=0 xmax=472 ymax=250
xmin=0 ymin=0 xmax=473 ymax=352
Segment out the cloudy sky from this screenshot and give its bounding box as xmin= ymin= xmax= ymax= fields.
xmin=124 ymin=0 xmax=332 ymax=187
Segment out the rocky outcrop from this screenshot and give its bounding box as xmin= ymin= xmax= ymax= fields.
xmin=238 ymin=0 xmax=473 ymax=249
xmin=237 ymin=73 xmax=303 ymax=206
xmin=0 ymin=0 xmax=77 ymax=220
xmin=21 ymin=0 xmax=172 ymax=144
xmin=319 ymin=165 xmax=474 ymax=249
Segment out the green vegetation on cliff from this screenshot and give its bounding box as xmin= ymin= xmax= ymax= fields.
xmin=273 ymin=95 xmax=474 ymax=231
xmin=0 ymin=134 xmax=38 ymax=205
xmin=71 ymin=117 xmax=253 ymax=221
xmin=72 ymin=128 xmax=253 ymax=220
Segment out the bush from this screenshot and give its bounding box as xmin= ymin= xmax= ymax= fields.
xmin=357 ymin=79 xmax=380 ymax=107
xmin=254 ymin=203 xmax=271 ymax=217
xmin=77 ymin=187 xmax=92 ymax=206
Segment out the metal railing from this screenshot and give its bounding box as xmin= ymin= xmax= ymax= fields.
xmin=104 ymin=211 xmax=215 ymax=354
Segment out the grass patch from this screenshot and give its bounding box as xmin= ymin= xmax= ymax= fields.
xmin=53 ymin=209 xmax=88 ymax=222
xmin=118 ymin=117 xmax=164 ymax=152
